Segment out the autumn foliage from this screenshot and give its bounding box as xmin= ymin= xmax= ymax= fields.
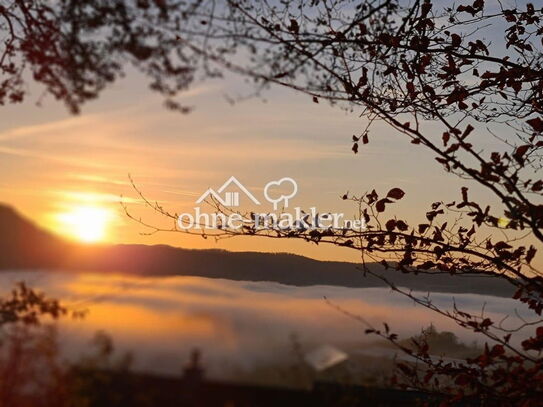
xmin=128 ymin=1 xmax=543 ymax=404
xmin=3 ymin=0 xmax=543 ymax=405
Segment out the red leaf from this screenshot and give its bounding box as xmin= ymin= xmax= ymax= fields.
xmin=442 ymin=132 xmax=450 ymax=146
xmin=527 ymin=117 xmax=543 ymax=132
xmin=490 ymin=344 xmax=505 ymax=357
xmin=513 ymin=144 xmax=530 ymax=164
xmin=461 ymin=124 xmax=474 ymax=139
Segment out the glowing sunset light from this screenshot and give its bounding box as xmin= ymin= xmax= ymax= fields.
xmin=56 ymin=205 xmax=114 ymax=243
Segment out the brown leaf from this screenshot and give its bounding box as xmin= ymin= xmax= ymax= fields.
xmin=532 ymin=180 xmax=543 ymax=192
xmin=418 ymin=224 xmax=430 ymax=233
xmin=450 ymin=33 xmax=461 ymax=48
xmin=442 ymin=132 xmax=450 ymax=146
xmin=385 ymin=219 xmax=396 ymax=231
xmin=376 ymin=198 xmax=391 ymax=213
xmin=387 ymin=188 xmax=405 ymax=200
xmin=461 ymin=124 xmax=474 ymax=139
xmin=526 ymin=245 xmax=537 ymax=264
xmin=527 ymin=117 xmax=543 ymax=132
xmin=513 ymin=144 xmax=530 ymax=164
xmin=288 ymin=19 xmax=299 ymax=34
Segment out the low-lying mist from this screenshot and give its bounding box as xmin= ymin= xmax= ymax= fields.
xmin=0 ymin=270 xmax=530 ymax=382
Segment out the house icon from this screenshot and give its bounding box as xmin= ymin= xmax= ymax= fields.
xmin=196 ymin=176 xmax=261 ymax=207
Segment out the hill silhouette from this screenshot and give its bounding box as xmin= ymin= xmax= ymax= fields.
xmin=0 ymin=204 xmax=514 ymax=297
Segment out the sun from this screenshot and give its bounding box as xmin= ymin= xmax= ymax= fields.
xmin=56 ymin=206 xmax=113 ymax=243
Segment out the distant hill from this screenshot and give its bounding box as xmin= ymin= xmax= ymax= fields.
xmin=0 ymin=204 xmax=514 ymax=297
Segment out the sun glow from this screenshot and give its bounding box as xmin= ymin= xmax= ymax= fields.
xmin=56 ymin=206 xmax=114 ymax=243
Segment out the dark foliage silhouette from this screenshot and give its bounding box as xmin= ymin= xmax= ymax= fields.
xmin=0 ymin=0 xmax=196 ymax=113
xmin=3 ymin=0 xmax=543 ymax=404
xmin=121 ymin=1 xmax=543 ymax=405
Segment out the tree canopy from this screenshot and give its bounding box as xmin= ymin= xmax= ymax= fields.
xmin=3 ymin=0 xmax=543 ymax=405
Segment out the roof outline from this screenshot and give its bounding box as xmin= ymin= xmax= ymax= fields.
xmin=195 ymin=176 xmax=261 ymax=206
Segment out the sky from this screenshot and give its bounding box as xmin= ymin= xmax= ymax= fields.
xmin=0 ymin=64 xmax=521 ymax=263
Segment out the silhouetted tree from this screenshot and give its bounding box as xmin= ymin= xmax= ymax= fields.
xmin=0 ymin=0 xmax=197 ymax=113
xmin=0 ymin=283 xmax=67 ymax=406
xmin=0 ymin=282 xmax=66 ymax=326
xmin=3 ymin=0 xmax=542 ymax=404
xmin=123 ymin=1 xmax=543 ymax=405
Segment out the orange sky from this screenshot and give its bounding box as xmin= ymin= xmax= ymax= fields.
xmin=0 ymin=71 xmax=535 ymax=264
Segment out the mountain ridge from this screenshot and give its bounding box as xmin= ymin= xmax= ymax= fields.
xmin=0 ymin=204 xmax=514 ymax=297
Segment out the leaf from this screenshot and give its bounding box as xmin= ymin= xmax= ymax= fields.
xmin=396 ymin=220 xmax=408 ymax=231
xmin=513 ymin=144 xmax=530 ymax=164
xmin=426 ymin=209 xmax=444 ymax=221
xmin=352 ymin=143 xmax=359 ymax=154
xmin=461 ymin=186 xmax=469 ymax=202
xmin=445 ymin=143 xmax=460 ymax=154
xmin=385 ymin=219 xmax=396 ymax=231
xmin=366 ymin=190 xmax=378 ymax=204
xmin=312 ymin=96 xmax=319 ymax=103
xmin=495 ymin=241 xmax=512 ymax=251
xmin=513 ymin=287 xmax=523 ymax=299
xmin=387 ymin=188 xmax=405 ymax=200
xmin=288 ymin=19 xmax=299 ymax=34
xmin=532 ymin=180 xmax=543 ymax=192
xmin=376 ymin=198 xmax=391 ymax=213
xmin=442 ymin=132 xmax=450 ymax=146
xmin=490 ymin=344 xmax=505 ymax=357
xmin=527 ymin=117 xmax=543 ymax=132
xmin=450 ymin=33 xmax=461 ymax=47
xmin=461 ymin=124 xmax=474 ymax=139
xmin=418 ymin=224 xmax=430 ymax=233
xmin=362 ymin=133 xmax=369 ymax=144
xmin=526 ymin=245 xmax=537 ymax=264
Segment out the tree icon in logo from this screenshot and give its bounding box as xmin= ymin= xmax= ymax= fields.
xmin=263 ymin=178 xmax=298 ymax=210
